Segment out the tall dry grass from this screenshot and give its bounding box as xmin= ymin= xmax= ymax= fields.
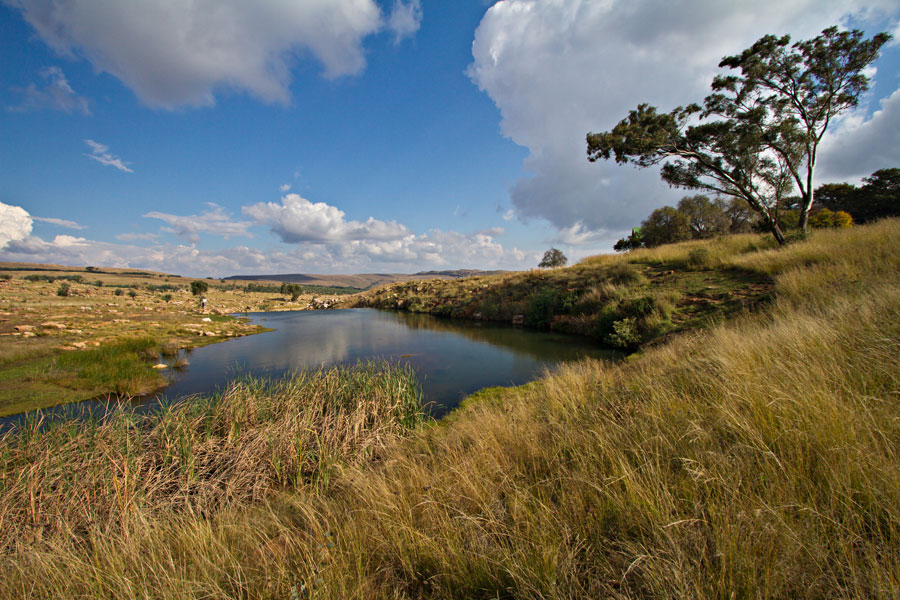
xmin=0 ymin=362 xmax=421 ymax=554
xmin=2 ymin=221 xmax=899 ymax=598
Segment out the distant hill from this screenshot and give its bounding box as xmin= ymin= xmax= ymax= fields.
xmin=224 ymin=269 xmax=509 ymax=290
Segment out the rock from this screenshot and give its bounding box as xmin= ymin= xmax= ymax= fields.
xmin=473 ymin=312 xmax=483 ymax=320
xmin=22 ymin=331 xmax=36 ymax=338
xmin=203 ymin=331 xmax=216 ymax=337
xmin=71 ymin=342 xmax=87 ymax=349
xmin=201 ymin=317 xmax=212 ymax=322
xmin=14 ymin=325 xmax=34 ymax=332
xmin=512 ymin=314 xmax=525 ymax=326
xmin=152 ymin=363 xmax=168 ymax=370
xmin=41 ymin=322 xmax=67 ymax=329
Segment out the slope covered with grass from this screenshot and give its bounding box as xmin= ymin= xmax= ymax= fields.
xmin=2 ymin=221 xmax=899 ymax=598
xmin=353 ymin=236 xmax=776 ymax=350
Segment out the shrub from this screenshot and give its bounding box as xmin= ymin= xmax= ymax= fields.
xmin=0 ymin=273 xmax=11 ymax=281
xmin=114 ymin=288 xmax=123 ymax=296
xmin=526 ymin=289 xmax=559 ymax=328
xmin=605 ymin=317 xmax=641 ymax=348
xmin=687 ymin=247 xmax=713 ymax=269
xmin=56 ymin=283 xmax=70 ymax=297
xmin=162 ymin=293 xmax=173 ymax=303
xmin=128 ymin=290 xmax=137 ymax=299
xmin=190 ymin=280 xmax=209 ymax=296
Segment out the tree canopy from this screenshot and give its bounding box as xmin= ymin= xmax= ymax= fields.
xmin=190 ymin=280 xmax=208 ymax=296
xmin=587 ymin=26 xmax=890 ymax=244
xmin=538 ymin=248 xmax=568 ymax=268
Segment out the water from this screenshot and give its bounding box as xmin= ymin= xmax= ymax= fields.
xmin=3 ymin=308 xmax=619 ymax=425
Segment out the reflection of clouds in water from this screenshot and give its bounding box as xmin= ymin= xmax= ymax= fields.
xmin=242 ymin=310 xmax=435 ymax=371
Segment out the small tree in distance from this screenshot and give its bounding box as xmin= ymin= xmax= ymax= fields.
xmin=539 ymin=248 xmax=568 ymax=268
xmin=190 ymin=280 xmax=209 ymax=297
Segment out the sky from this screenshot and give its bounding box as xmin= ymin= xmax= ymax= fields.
xmin=1 ymin=0 xmax=899 ymax=278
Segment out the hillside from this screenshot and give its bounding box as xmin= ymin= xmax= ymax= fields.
xmin=225 ymin=269 xmax=509 ymax=290
xmin=2 ymin=221 xmax=899 ymax=598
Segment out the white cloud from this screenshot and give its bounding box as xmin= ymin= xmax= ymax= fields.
xmin=0 ymin=200 xmax=536 ymax=276
xmin=84 ymin=139 xmax=133 ymax=172
xmin=387 ymin=0 xmax=423 ymax=44
xmin=8 ymin=66 xmax=90 ymax=114
xmin=553 ymin=222 xmax=615 ymax=246
xmin=817 ymin=87 xmax=900 ymax=181
xmin=144 ymin=204 xmax=253 ymax=243
xmin=0 ymin=202 xmax=33 ymax=248
xmin=7 ymin=0 xmax=394 ymax=108
xmin=468 ymin=0 xmax=900 ymax=238
xmin=244 ymin=193 xmax=410 ymax=243
xmin=279 ymin=183 xmax=292 ymax=192
xmin=32 ymin=216 xmax=86 ymax=229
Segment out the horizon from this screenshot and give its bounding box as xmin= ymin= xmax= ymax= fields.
xmin=2 ymin=0 xmax=899 ymax=278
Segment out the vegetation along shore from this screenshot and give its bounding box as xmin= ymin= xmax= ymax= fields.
xmin=0 ymin=220 xmax=898 ymax=598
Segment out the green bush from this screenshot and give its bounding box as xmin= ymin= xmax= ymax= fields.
xmin=687 ymin=247 xmax=713 ymax=269
xmin=526 ymin=289 xmax=559 ymax=328
xmin=56 ymin=283 xmax=70 ymax=297
xmin=128 ymin=290 xmax=137 ymax=299
xmin=605 ymin=317 xmax=641 ymax=348
xmin=114 ymin=288 xmax=123 ymax=296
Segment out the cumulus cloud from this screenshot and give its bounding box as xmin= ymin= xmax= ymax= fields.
xmin=144 ymin=204 xmax=253 ymax=243
xmin=84 ymin=139 xmax=133 ymax=172
xmin=279 ymin=183 xmax=292 ymax=192
xmin=0 ymin=202 xmax=33 ymax=248
xmin=32 ymin=216 xmax=85 ymax=229
xmin=0 ymin=199 xmax=534 ymax=277
xmin=6 ymin=0 xmax=398 ymax=108
xmin=244 ymin=193 xmax=411 ymax=243
xmin=387 ymin=0 xmax=423 ymax=44
xmin=468 ymin=0 xmax=900 ymax=240
xmin=8 ymin=66 xmax=90 ymax=114
xmin=817 ymin=87 xmax=900 ymax=181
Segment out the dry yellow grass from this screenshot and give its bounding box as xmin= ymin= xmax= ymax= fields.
xmin=1 ymin=221 xmax=898 ymax=598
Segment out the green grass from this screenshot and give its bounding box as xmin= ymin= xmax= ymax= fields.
xmin=1 ymin=221 xmax=899 ymax=598
xmin=354 ymin=239 xmax=773 ymax=350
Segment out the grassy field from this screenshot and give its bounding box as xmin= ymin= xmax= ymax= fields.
xmin=351 ymin=236 xmax=776 ymax=350
xmin=1 ymin=221 xmax=899 ymax=598
xmin=0 ymin=266 xmax=361 ymax=415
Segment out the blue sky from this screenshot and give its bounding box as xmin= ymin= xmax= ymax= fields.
xmin=1 ymin=0 xmax=899 ymax=277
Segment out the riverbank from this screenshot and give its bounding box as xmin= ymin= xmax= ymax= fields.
xmin=349 ymin=234 xmax=776 ymax=350
xmin=2 ymin=220 xmax=899 ymax=597
xmin=0 ymin=264 xmax=375 ymax=415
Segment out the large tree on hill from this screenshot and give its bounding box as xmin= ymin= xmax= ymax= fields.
xmin=587 ymin=26 xmax=890 ymax=244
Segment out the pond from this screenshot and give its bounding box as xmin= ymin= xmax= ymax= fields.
xmin=3 ymin=308 xmax=620 ymax=426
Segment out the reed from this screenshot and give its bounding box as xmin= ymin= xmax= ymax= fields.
xmin=0 ymin=362 xmax=421 ymax=554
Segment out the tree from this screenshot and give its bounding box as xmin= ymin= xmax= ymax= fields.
xmin=641 ymin=206 xmax=690 ymax=247
xmin=721 ymin=197 xmax=757 ymax=233
xmin=677 ymin=195 xmax=729 ymax=239
xmin=280 ymin=282 xmax=303 ymax=301
xmin=816 ymin=182 xmax=858 ymax=215
xmin=857 ymin=168 xmax=900 ymax=223
xmin=587 ymin=27 xmax=890 ymax=243
xmin=715 ymin=27 xmax=890 ymax=232
xmin=614 ymin=227 xmax=644 ymax=252
xmin=190 ymin=280 xmax=209 ymax=296
xmin=538 ymin=248 xmax=567 ymax=268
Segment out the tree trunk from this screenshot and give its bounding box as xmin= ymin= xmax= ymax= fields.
xmin=762 ymin=211 xmax=787 ymax=245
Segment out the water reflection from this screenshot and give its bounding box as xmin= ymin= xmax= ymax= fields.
xmin=3 ymin=308 xmax=620 ymax=425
